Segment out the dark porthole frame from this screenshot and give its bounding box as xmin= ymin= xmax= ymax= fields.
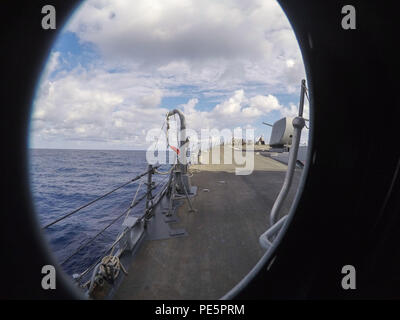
xmin=3 ymin=0 xmax=400 ymax=300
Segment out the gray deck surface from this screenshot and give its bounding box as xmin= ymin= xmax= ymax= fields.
xmin=114 ymin=146 xmax=302 ymax=300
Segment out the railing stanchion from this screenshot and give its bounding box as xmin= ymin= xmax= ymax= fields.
xmin=145 ymin=164 xmax=154 ymax=221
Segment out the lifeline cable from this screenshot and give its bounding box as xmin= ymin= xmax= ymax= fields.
xmin=42 ymin=166 xmax=158 ymax=229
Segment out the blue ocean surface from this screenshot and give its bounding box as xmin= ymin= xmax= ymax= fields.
xmin=29 ymin=149 xmax=171 ymax=277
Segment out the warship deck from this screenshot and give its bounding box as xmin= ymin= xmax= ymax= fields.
xmin=114 ymin=146 xmax=303 ymax=300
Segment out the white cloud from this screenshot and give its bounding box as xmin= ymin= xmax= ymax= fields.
xmin=280 ymin=98 xmax=309 ymax=119
xmin=249 ymin=94 xmax=281 ymax=113
xmin=139 ymin=89 xmax=163 ymax=108
xmin=31 ymin=0 xmax=308 ymax=149
xmin=66 ymin=0 xmax=305 ymax=93
xmin=182 ymin=98 xmax=198 ymax=114
xmin=286 ymin=59 xmax=295 ymax=68
xmin=214 ymin=90 xmax=245 ymax=116
xmin=180 ymin=90 xmax=286 ymax=133
xmin=40 ymin=51 xmax=60 ymax=81
xmin=32 ymin=63 xmax=293 ymax=149
xmin=280 ymin=103 xmax=298 ymax=118
xmin=69 ymin=0 xmax=272 ymax=62
xmin=31 ymin=68 xmax=169 ymax=148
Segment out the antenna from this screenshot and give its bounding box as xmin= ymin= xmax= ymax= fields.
xmin=262 ymin=122 xmax=273 ymax=127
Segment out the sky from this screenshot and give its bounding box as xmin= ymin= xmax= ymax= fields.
xmin=30 ymin=0 xmax=309 ymax=150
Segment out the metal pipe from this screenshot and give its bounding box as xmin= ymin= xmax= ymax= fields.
xmin=259 ymin=215 xmax=287 ymax=250
xmin=299 ymin=79 xmax=306 ymax=117
xmin=145 ymin=164 xmax=153 ymax=218
xmin=269 ymin=79 xmax=306 ymax=226
xmin=166 ymin=109 xmax=192 ymax=194
xmin=166 ymin=109 xmax=186 ymax=148
xmin=262 ymin=122 xmax=273 ymax=127
xmin=269 ymin=117 xmax=305 ymax=225
xmin=87 ymin=263 xmax=101 ymax=298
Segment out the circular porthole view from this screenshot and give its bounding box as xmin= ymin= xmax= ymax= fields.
xmin=29 ymin=0 xmax=309 ymax=299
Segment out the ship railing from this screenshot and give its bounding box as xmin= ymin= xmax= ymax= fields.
xmin=81 ymin=108 xmax=198 ymax=296
xmin=41 ymin=163 xmax=176 ymax=291
xmin=42 ymin=110 xmax=194 ymax=297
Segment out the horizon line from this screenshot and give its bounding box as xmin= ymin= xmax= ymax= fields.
xmin=29 ymin=147 xmax=150 ymax=151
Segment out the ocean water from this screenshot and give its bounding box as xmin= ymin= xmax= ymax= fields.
xmin=29 ymin=149 xmax=171 ymax=277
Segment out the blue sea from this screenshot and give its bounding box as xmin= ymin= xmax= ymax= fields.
xmin=29 ymin=149 xmax=171 ymax=277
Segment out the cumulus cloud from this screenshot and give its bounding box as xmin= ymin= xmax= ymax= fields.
xmin=32 ymin=68 xmax=169 ymax=148
xmin=280 ymin=99 xmax=309 ymax=119
xmin=32 ymin=64 xmax=292 ymax=149
xmin=139 ymin=89 xmax=163 ymax=108
xmin=180 ymin=90 xmax=286 ymax=133
xmin=31 ymin=0 xmax=308 ymax=149
xmin=40 ymin=51 xmax=60 ymax=81
xmin=70 ymin=0 xmax=275 ymax=62
xmin=67 ymin=0 xmax=305 ymax=93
